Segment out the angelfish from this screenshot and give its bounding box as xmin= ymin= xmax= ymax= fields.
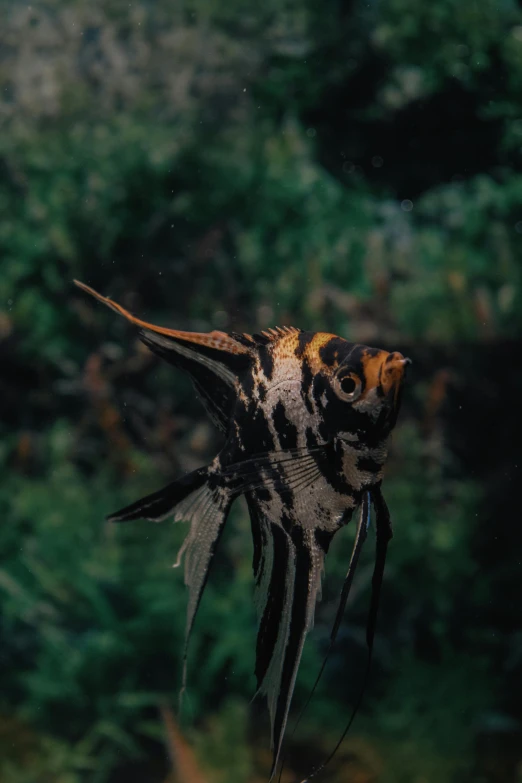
xmin=74 ymin=281 xmax=409 ymax=780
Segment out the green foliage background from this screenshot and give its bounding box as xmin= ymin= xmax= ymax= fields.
xmin=1 ymin=1 xmax=521 ymax=781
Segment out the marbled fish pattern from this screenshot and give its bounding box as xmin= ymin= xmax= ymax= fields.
xmin=74 ymin=280 xmax=409 ymax=780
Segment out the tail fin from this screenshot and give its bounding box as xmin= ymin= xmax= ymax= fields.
xmin=109 ymin=465 xmax=233 ymax=699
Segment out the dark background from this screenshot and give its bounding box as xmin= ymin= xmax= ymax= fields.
xmin=1 ymin=1 xmax=522 ymax=781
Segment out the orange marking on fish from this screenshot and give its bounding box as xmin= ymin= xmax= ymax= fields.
xmin=381 ymin=352 xmax=409 ymax=395
xmin=360 ymin=349 xmax=409 ymax=401
xmin=304 ymin=333 xmax=338 ymax=375
xmin=360 ymin=350 xmax=386 ymax=396
xmin=270 ymin=330 xmax=301 ymax=367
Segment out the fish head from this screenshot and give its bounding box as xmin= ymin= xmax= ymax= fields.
xmin=314 ymin=341 xmax=410 ymax=443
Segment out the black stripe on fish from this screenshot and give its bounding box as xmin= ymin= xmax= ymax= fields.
xmin=268 ymin=526 xmax=325 ymax=780
xmin=280 ymin=510 xmax=293 ymax=535
xmin=255 ymin=521 xmax=290 ymax=689
xmin=272 ymin=527 xmax=311 ymax=750
xmin=357 ymin=455 xmax=383 ymax=474
xmin=319 ymin=336 xmax=346 ymax=367
xmin=191 ymin=373 xmax=233 ymax=433
xmin=295 ymin=331 xmax=315 ymax=358
xmin=239 ymin=407 xmax=276 ymax=454
xmin=253 ymin=485 xmax=272 ymax=503
xmin=251 ymin=332 xmax=273 ymax=346
xmin=250 ymin=497 xmax=264 ymax=579
xmin=259 ymin=346 xmax=275 ymax=381
xmin=296 ymin=439 xmax=357 ymax=500
xmin=309 ymin=443 xmax=354 ymax=498
xmin=320 ymin=384 xmax=389 ymax=448
xmin=305 ymin=426 xmax=319 ymax=451
xmin=272 ymin=401 xmax=299 ymax=451
xmin=314 ymin=528 xmax=334 ymax=554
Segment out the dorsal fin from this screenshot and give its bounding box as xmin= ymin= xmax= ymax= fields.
xmin=74 ymin=281 xmax=252 ymax=358
xmin=74 ymin=280 xmax=253 ymax=431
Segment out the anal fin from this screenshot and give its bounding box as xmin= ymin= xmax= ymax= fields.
xmin=247 ymin=495 xmax=326 ymax=781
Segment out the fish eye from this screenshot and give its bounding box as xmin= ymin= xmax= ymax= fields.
xmin=340 ymin=377 xmax=356 ymax=394
xmin=333 ymin=371 xmax=362 ymax=402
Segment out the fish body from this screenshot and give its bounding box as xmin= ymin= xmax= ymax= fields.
xmin=74 ymin=281 xmax=409 ymax=779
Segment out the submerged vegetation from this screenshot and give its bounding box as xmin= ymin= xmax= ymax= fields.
xmin=1 ymin=1 xmax=521 ymax=781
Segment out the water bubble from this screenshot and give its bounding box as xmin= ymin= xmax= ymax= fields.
xmin=371 ymin=155 xmax=383 ymax=168
xmin=306 ymin=128 xmax=316 ymax=138
xmin=401 ymin=199 xmax=413 ymax=212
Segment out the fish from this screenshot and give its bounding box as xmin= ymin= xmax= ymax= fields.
xmin=74 ymin=280 xmax=409 ymax=780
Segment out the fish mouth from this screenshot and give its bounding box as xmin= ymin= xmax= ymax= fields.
xmin=379 ymin=353 xmax=411 ymax=429
xmin=380 ymin=352 xmax=411 ymax=397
